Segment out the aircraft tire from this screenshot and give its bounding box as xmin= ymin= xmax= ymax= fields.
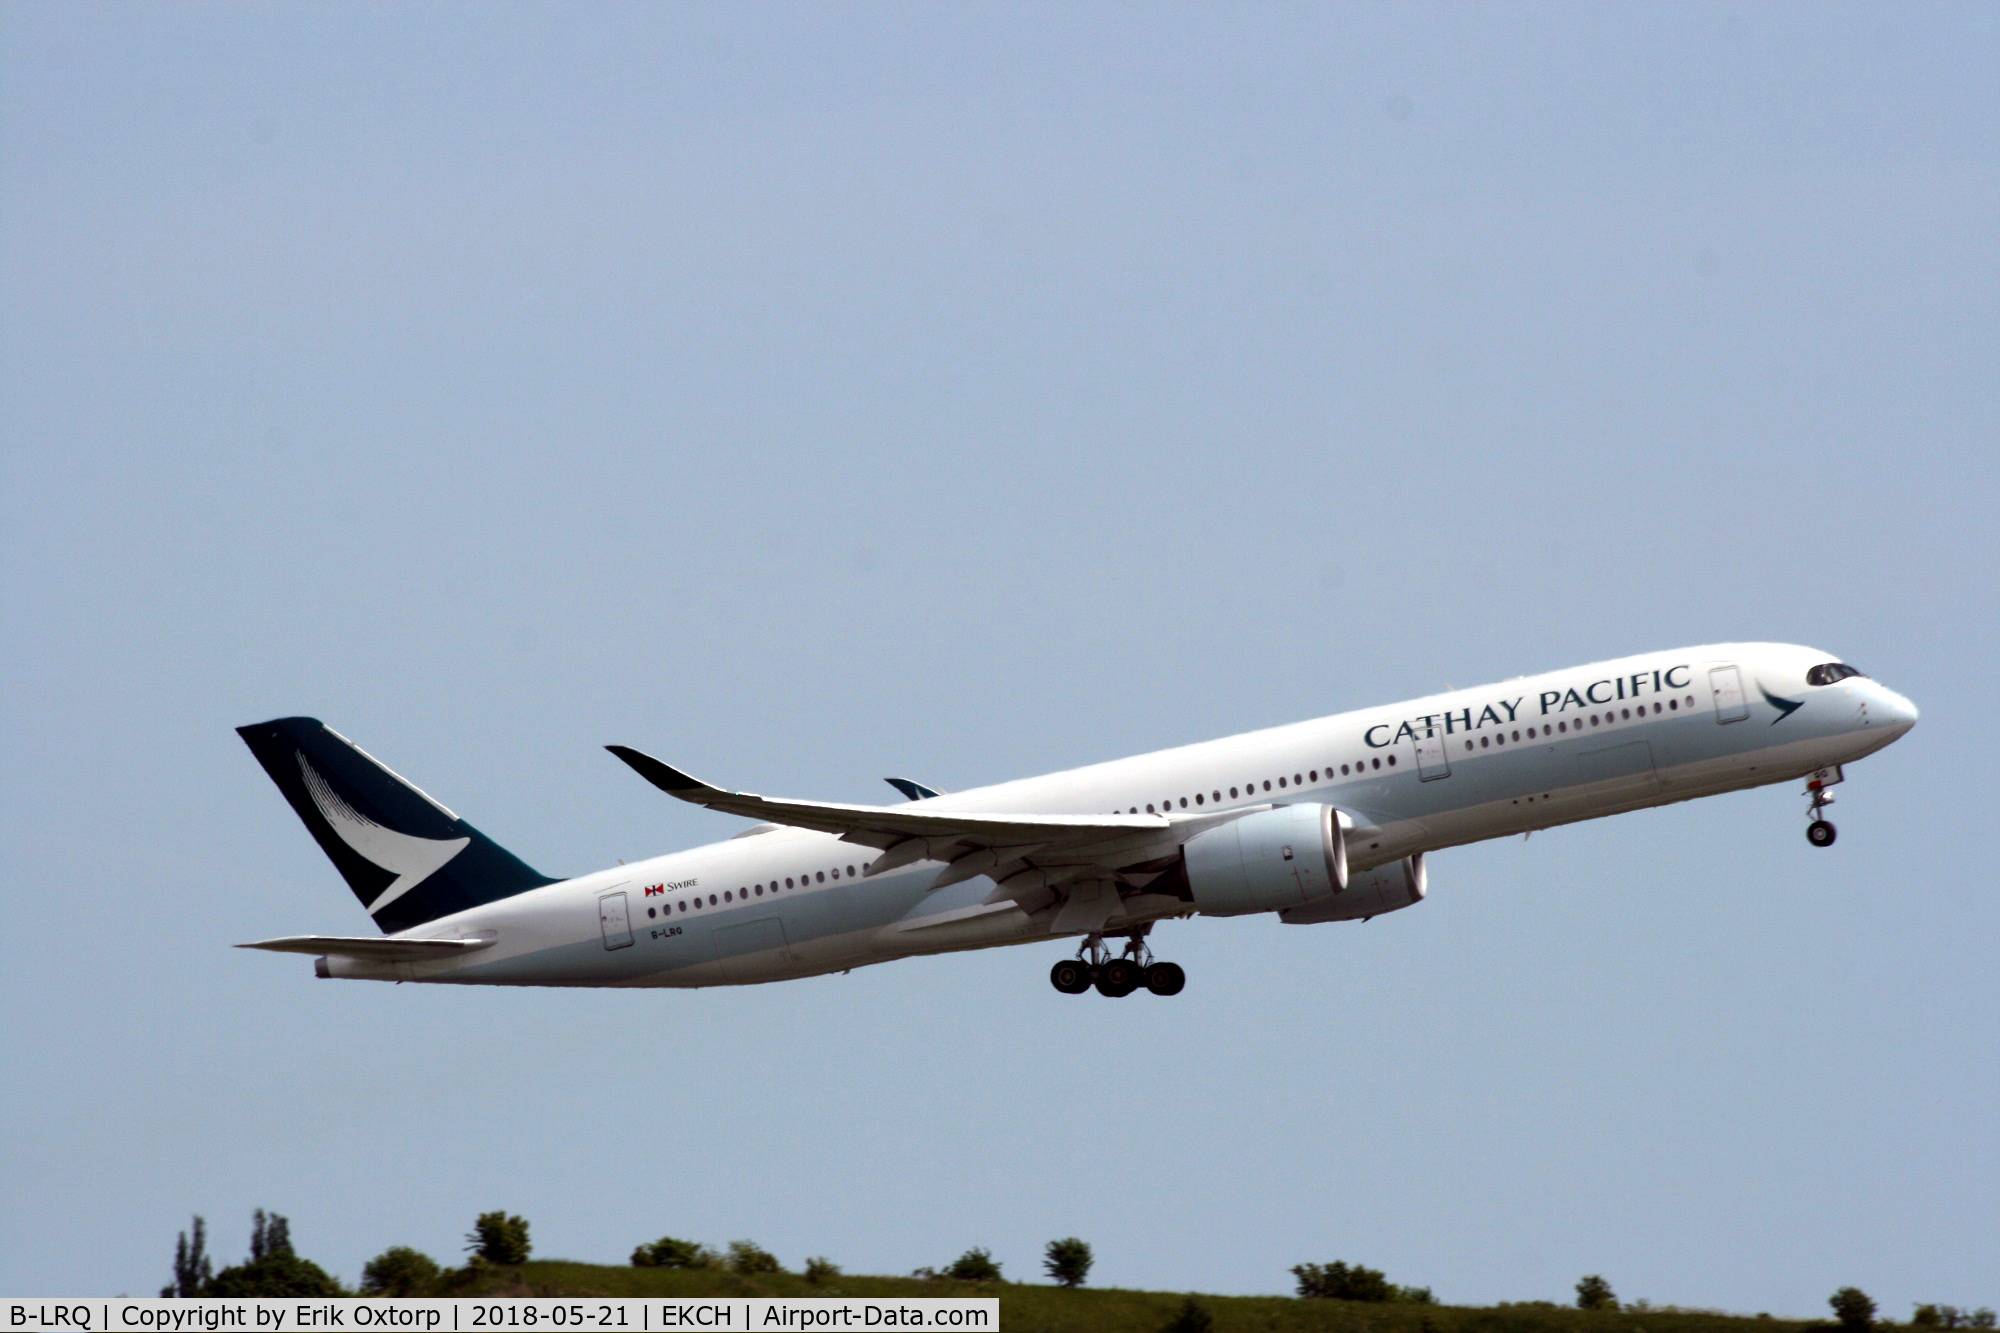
xmin=1095 ymin=958 xmax=1141 ymax=997
xmin=1144 ymin=962 xmax=1186 ymax=996
xmin=1807 ymin=819 xmax=1837 ymax=847
xmin=1049 ymin=959 xmax=1093 ymax=994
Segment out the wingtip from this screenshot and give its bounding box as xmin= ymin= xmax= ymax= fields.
xmin=605 ymin=745 xmax=709 ymax=796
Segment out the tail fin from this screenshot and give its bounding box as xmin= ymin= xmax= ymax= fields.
xmin=236 ymin=717 xmax=558 ymax=933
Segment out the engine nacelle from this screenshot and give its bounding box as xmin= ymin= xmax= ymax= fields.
xmin=1279 ymin=853 xmax=1427 ymax=924
xmin=1182 ymin=804 xmax=1348 ymax=917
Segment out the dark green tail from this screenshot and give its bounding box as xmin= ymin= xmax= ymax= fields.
xmin=237 ymin=717 xmax=558 ymax=934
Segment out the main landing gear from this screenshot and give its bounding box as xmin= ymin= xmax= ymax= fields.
xmin=1049 ymin=931 xmax=1185 ymax=998
xmin=1804 ymin=765 xmax=1844 ymax=848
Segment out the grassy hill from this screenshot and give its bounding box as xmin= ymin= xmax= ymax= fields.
xmin=440 ymin=1261 xmax=1821 ymax=1333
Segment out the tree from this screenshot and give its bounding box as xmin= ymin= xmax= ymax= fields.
xmin=208 ymin=1253 xmax=342 ymax=1297
xmin=203 ymin=1208 xmax=339 ymax=1297
xmin=249 ymin=1210 xmax=293 ymax=1260
xmin=466 ymin=1212 xmax=532 ymax=1267
xmin=1043 ymin=1238 xmax=1093 ymax=1288
xmin=631 ymin=1237 xmax=717 ymax=1269
xmin=1162 ymin=1296 xmax=1214 ymax=1333
xmin=1577 ymin=1275 xmax=1619 ymax=1311
xmin=162 ymin=1216 xmax=212 ymax=1297
xmin=804 ymin=1257 xmax=841 ymax=1284
xmin=1293 ymin=1261 xmax=1393 ymax=1301
xmin=726 ymin=1240 xmax=783 ymax=1274
xmin=1831 ymin=1288 xmax=1878 ymax=1332
xmin=360 ymin=1247 xmax=442 ymax=1296
xmin=944 ymin=1248 xmax=1003 ymax=1282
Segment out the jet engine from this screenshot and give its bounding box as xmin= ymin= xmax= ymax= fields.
xmin=1278 ymin=852 xmax=1427 ymax=924
xmin=1181 ymin=804 xmax=1348 ymax=916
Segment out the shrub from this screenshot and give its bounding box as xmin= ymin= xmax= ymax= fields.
xmin=1293 ymin=1261 xmax=1392 ymax=1301
xmin=726 ymin=1240 xmax=783 ymax=1274
xmin=1163 ymin=1296 xmax=1214 ymax=1333
xmin=631 ymin=1236 xmax=718 ymax=1269
xmin=804 ymin=1257 xmax=841 ymax=1284
xmin=466 ymin=1212 xmax=532 ymax=1267
xmin=360 ymin=1247 xmax=442 ymax=1296
xmin=944 ymin=1248 xmax=1002 ymax=1282
xmin=1397 ymin=1286 xmax=1438 ymax=1305
xmin=1577 ymin=1274 xmax=1619 ymax=1311
xmin=1043 ymin=1238 xmax=1093 ymax=1288
xmin=1832 ymin=1288 xmax=1878 ymax=1332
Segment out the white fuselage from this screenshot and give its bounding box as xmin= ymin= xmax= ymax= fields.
xmin=323 ymin=643 xmax=1916 ymax=988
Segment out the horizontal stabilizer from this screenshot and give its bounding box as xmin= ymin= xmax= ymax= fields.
xmin=236 ymin=934 xmax=496 ymax=961
xmin=884 ymin=777 xmax=944 ymax=801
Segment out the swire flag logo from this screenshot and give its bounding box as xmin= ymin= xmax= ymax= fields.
xmin=644 ymin=884 xmax=665 ymax=896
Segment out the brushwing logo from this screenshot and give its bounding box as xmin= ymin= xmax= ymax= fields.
xmin=1759 ymin=683 xmax=1805 ymax=724
xmin=297 ymin=753 xmax=470 ymax=916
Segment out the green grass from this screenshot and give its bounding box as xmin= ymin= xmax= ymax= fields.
xmin=437 ymin=1261 xmax=1821 ymax=1333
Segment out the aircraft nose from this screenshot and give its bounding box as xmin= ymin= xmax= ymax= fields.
xmin=1877 ymin=686 xmax=1919 ymax=735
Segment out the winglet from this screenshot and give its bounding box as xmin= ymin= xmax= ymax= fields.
xmin=606 ymin=745 xmax=716 ymax=799
xmin=884 ymin=777 xmax=944 ymax=801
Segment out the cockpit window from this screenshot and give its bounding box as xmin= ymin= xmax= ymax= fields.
xmin=1807 ymin=662 xmax=1867 ymax=686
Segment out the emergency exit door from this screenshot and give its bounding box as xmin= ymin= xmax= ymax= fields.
xmin=598 ymin=890 xmax=634 ymax=950
xmin=1710 ymin=665 xmax=1749 ymax=724
xmin=1413 ymin=726 xmax=1451 ymax=781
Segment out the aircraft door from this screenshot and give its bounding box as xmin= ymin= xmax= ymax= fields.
xmin=1412 ymin=726 xmax=1451 ymax=781
xmin=1710 ymin=665 xmax=1749 ymax=724
xmin=598 ymin=890 xmax=634 ymax=950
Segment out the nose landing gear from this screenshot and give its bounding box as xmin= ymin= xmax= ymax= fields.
xmin=1804 ymin=765 xmax=1843 ymax=847
xmin=1049 ymin=930 xmax=1185 ymax=997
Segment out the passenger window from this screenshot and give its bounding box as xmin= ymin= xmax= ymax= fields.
xmin=817 ymin=871 xmax=826 ymax=883
xmin=1262 ymin=780 xmax=1272 ymax=792
xmin=1294 ymin=773 xmax=1303 ymax=785
xmin=1229 ymin=787 xmax=1239 ymax=798
xmin=1179 ymin=797 xmax=1188 ymax=809
xmin=1480 ymin=736 xmax=1489 ymax=749
xmin=1278 ymin=776 xmax=1287 ymax=788
xmin=847 ymin=865 xmax=857 ymax=877
xmin=786 ymin=877 xmax=795 ymax=889
xmin=1386 ymin=755 xmax=1396 ymax=766
xmin=1310 ymin=769 xmax=1318 ymax=781
xmin=1195 ymin=793 xmax=1205 ymax=805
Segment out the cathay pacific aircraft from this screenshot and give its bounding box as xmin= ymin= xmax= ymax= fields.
xmin=237 ymin=644 xmax=1916 ymax=997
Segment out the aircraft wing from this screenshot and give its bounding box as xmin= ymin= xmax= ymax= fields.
xmin=236 ymin=934 xmax=496 ymax=960
xmin=606 ymin=745 xmax=1194 ymax=901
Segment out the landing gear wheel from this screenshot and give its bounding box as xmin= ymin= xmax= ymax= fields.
xmin=1050 ymin=959 xmax=1093 ymax=994
xmin=1095 ymin=958 xmax=1141 ymax=997
xmin=1144 ymin=961 xmax=1186 ymax=996
xmin=1807 ymin=819 xmax=1837 ymax=848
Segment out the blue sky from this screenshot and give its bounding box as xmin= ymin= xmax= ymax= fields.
xmin=2 ymin=2 xmax=1994 ymax=1310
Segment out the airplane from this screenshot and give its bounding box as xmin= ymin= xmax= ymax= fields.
xmin=236 ymin=643 xmax=1917 ymax=997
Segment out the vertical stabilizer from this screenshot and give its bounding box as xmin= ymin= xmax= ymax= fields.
xmin=236 ymin=717 xmax=558 ymax=933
